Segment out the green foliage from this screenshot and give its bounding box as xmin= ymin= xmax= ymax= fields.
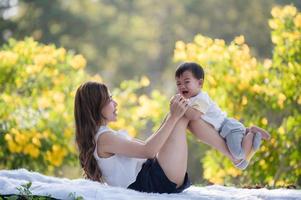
xmin=110 ymin=76 xmax=169 ymax=138
xmin=0 ymin=37 xmax=88 ymax=173
xmin=2 ymin=0 xmax=300 ymax=86
xmin=0 ymin=181 xmax=82 ymax=200
xmin=68 ymin=192 xmax=84 ymax=200
xmin=0 ymin=37 xmax=169 ymax=176
xmin=0 ymin=181 xmax=48 ymax=200
xmin=174 ymin=5 xmax=301 ymax=186
xmin=16 ymin=182 xmax=32 ymax=197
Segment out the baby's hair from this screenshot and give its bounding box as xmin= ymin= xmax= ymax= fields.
xmin=175 ymin=62 xmax=204 ymax=80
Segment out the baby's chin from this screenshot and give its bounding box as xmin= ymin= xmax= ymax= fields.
xmin=181 ymin=92 xmax=191 ymax=99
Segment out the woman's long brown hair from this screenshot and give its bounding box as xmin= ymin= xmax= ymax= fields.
xmin=74 ymin=81 xmax=109 ymax=182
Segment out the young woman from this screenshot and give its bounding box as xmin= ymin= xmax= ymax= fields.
xmin=74 ymin=81 xmax=191 ymax=193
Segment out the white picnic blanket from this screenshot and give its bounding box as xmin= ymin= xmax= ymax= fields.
xmin=0 ymin=168 xmax=300 ymax=200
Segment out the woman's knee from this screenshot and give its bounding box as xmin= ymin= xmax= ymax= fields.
xmin=178 ymin=116 xmax=189 ymax=125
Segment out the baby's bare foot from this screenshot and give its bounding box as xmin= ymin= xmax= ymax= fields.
xmin=233 ymin=158 xmax=241 ymax=165
xmin=250 ymin=126 xmax=270 ymax=140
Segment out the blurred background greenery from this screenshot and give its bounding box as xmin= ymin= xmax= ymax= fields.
xmin=0 ymin=0 xmax=300 ymax=188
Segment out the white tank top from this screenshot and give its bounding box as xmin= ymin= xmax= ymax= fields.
xmin=93 ymin=126 xmax=147 ymax=188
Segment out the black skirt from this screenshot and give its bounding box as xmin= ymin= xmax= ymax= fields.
xmin=128 ymin=158 xmax=191 ymax=193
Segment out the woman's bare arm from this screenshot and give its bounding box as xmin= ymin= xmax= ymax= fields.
xmin=98 ymin=96 xmax=188 ymax=159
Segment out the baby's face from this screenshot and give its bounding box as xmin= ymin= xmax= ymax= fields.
xmin=175 ymin=71 xmax=202 ymax=98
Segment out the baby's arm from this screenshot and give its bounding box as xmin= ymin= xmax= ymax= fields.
xmin=185 ymin=106 xmax=203 ymax=120
xmin=185 ymin=96 xmax=210 ymax=120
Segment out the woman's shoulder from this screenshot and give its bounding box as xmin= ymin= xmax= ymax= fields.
xmin=95 ymin=126 xmax=115 ymax=139
xmin=98 ymin=125 xmax=113 ymax=133
xmin=96 ymin=126 xmax=132 ymax=141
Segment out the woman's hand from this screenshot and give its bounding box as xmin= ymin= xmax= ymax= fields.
xmin=169 ymin=94 xmax=188 ymax=120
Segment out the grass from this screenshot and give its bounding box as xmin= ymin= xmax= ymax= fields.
xmin=0 ymin=182 xmax=83 ymax=200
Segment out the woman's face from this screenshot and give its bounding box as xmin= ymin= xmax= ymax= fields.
xmin=101 ymin=95 xmax=118 ymax=124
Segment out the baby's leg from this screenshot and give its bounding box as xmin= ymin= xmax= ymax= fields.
xmin=243 ymin=127 xmax=268 ymax=161
xmin=241 ymin=131 xmax=255 ymax=157
xmin=225 ymin=131 xmax=246 ymax=160
xmin=224 ymin=130 xmax=256 ymax=170
xmin=188 ymin=119 xmax=236 ymax=162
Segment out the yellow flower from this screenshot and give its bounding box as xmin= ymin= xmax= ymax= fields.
xmin=263 ymin=59 xmax=272 ymax=69
xmin=175 ymin=41 xmax=186 ymax=50
xmin=138 ymin=95 xmax=148 ymax=105
xmin=54 ymin=103 xmax=65 ymax=112
xmin=234 ymin=35 xmax=245 ymax=45
xmin=278 ymin=126 xmax=285 ymax=135
xmin=283 ymin=5 xmax=297 ymax=17
xmin=25 ymin=64 xmax=43 ymax=74
xmin=90 ymin=74 xmax=103 ymax=82
xmin=261 ymin=118 xmax=268 ymax=125
xmin=275 ymin=180 xmax=287 ymax=187
xmin=271 ymin=35 xmax=281 ymax=44
xmin=34 ymin=54 xmax=56 ymax=67
xmin=1 ymin=94 xmax=12 ymax=103
xmin=259 ymin=159 xmax=267 ymax=169
xmin=238 ymin=81 xmax=249 ymax=91
xmin=55 ymin=48 xmax=67 ymax=62
xmin=297 ymin=96 xmax=301 ymax=105
xmin=140 ymin=76 xmax=150 ymax=87
xmin=15 ymin=132 xmax=28 ymax=146
xmin=41 ymin=45 xmax=56 ymax=55
xmin=241 ymin=96 xmax=248 ymax=106
xmin=38 ymin=97 xmax=51 ymax=109
xmin=8 ymin=140 xmax=22 ymax=153
xmin=271 ymin=7 xmax=281 ymax=18
xmin=214 ymin=39 xmax=225 ymax=47
xmin=46 ymin=145 xmax=67 ymax=167
xmin=252 ymin=84 xmax=262 ymax=93
xmin=127 ymin=93 xmax=137 ymax=103
xmin=32 ymin=137 xmax=41 ymax=147
xmin=64 ymin=129 xmax=73 ymax=139
xmin=277 ymin=93 xmax=286 ymax=108
xmin=227 ymin=167 xmax=241 ymax=177
xmin=268 ymin=19 xmax=278 ymax=29
xmin=53 ymin=74 xmax=66 ymax=85
xmin=207 ymin=75 xmax=217 ymax=86
xmin=4 ymin=134 xmax=13 ymax=141
xmin=42 ymin=130 xmax=50 ymax=139
xmin=174 ymin=47 xmax=187 ymax=61
xmin=294 ymin=14 xmax=301 ymax=28
xmin=127 ymin=126 xmax=137 ymax=137
xmin=0 ymin=51 xmax=18 ymax=66
xmin=53 ymin=92 xmax=65 ymax=103
xmin=70 ymin=54 xmax=86 ymax=69
xmin=224 ymin=76 xmax=236 ymax=84
xmin=24 ymin=144 xmax=40 ymax=158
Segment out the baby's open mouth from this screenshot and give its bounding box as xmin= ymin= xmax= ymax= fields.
xmin=182 ymin=91 xmax=189 ymax=95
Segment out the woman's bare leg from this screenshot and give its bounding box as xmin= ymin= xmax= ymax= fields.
xmin=188 ymin=120 xmax=237 ymax=162
xmin=156 ymin=117 xmax=189 ymax=187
